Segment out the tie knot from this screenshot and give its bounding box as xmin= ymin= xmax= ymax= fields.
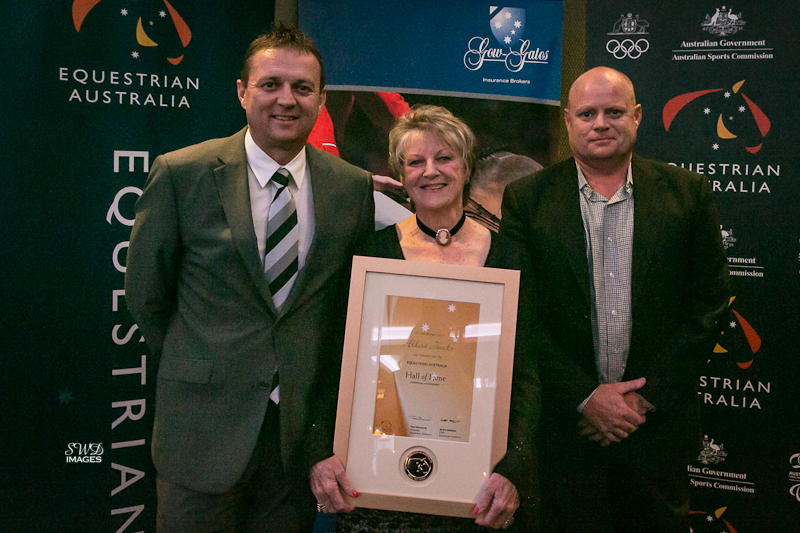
xmin=272 ymin=168 xmax=292 ymax=188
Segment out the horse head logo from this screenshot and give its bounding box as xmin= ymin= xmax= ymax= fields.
xmin=72 ymin=0 xmax=192 ymax=65
xmin=663 ymin=80 xmax=770 ymax=154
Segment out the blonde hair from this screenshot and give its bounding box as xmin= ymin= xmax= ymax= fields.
xmin=388 ymin=105 xmax=476 ymax=184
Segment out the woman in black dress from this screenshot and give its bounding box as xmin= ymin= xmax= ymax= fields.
xmin=335 ymin=105 xmax=540 ymax=532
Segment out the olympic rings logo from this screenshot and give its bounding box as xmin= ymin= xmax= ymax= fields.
xmin=606 ymin=38 xmax=650 ymax=59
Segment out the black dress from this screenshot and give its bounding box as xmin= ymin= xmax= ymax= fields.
xmin=336 ymin=225 xmax=541 ymax=533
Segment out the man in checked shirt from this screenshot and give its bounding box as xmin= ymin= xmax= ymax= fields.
xmin=501 ymin=67 xmax=729 ymax=532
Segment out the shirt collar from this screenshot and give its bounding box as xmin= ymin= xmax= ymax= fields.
xmin=244 ymin=128 xmax=307 ymax=188
xmin=576 ymin=161 xmax=634 ymax=198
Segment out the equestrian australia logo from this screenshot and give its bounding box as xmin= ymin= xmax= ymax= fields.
xmin=702 ymin=6 xmax=746 ymax=37
xmin=714 ymin=296 xmax=761 ymax=369
xmin=689 ymin=507 xmax=740 ymax=532
xmin=72 ymin=0 xmax=192 ymax=65
xmin=663 ymin=80 xmax=771 ymax=154
xmin=697 ymin=435 xmax=728 ymax=465
xmin=607 ymin=13 xmax=649 ymax=60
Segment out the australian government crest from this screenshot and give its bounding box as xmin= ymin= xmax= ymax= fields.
xmin=697 ymin=435 xmax=728 ymax=465
xmin=702 ymin=6 xmax=746 ymax=36
xmin=721 ymin=226 xmax=737 ymax=250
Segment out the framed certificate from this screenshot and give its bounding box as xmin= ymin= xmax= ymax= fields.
xmin=334 ymin=256 xmax=520 ymax=517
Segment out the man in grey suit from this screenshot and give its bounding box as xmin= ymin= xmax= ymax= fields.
xmin=125 ymin=25 xmax=373 ymax=532
xmin=501 ymin=67 xmax=729 ymax=532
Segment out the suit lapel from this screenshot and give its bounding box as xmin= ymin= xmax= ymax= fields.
xmin=630 ymin=154 xmax=664 ymax=313
xmin=213 ymin=128 xmax=277 ymax=315
xmin=552 ymin=160 xmax=592 ymax=305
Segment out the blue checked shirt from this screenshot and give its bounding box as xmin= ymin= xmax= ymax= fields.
xmin=577 ymin=163 xmax=634 ymax=409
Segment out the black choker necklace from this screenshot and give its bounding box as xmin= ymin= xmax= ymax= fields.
xmin=416 ymin=212 xmax=467 ymax=246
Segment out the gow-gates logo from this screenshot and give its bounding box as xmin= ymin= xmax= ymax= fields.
xmin=72 ymin=0 xmax=192 ymax=65
xmin=463 ymin=6 xmax=550 ymax=73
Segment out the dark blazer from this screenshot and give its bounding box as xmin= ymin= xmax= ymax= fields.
xmin=500 ymin=154 xmax=729 ymax=468
xmin=125 ymin=127 xmax=374 ymax=493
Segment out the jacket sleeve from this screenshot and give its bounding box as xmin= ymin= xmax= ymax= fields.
xmin=637 ymin=172 xmax=730 ymax=411
xmin=500 ymin=180 xmax=599 ymax=415
xmin=491 ymin=273 xmax=543 ymax=530
xmin=124 ymin=154 xmax=182 ymax=362
xmin=303 ymin=172 xmax=376 ymax=471
xmin=477 ymin=236 xmax=541 ymax=529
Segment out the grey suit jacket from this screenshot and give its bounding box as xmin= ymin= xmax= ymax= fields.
xmin=501 ymin=154 xmax=729 ymax=468
xmin=125 ymin=127 xmax=374 ymax=493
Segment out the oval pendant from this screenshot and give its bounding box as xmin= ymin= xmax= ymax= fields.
xmin=435 ymin=229 xmax=452 ymax=246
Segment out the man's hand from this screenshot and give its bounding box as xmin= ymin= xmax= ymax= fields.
xmin=578 ymin=378 xmax=647 ymax=445
xmin=309 ymin=456 xmax=358 ymax=513
xmin=372 ymin=174 xmax=404 ymax=194
xmin=473 ymin=473 xmax=519 ymax=529
xmin=623 ymin=390 xmax=654 ymax=416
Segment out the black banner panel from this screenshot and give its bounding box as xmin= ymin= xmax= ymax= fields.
xmin=1 ymin=2 xmax=273 ymax=531
xmin=586 ymin=2 xmax=800 ymax=531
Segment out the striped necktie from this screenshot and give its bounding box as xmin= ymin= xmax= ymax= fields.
xmin=264 ymin=168 xmax=298 ymax=309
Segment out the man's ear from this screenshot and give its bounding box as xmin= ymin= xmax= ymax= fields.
xmin=236 ymin=79 xmax=246 ymax=107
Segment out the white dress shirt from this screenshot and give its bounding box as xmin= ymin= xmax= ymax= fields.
xmin=245 ymin=129 xmax=315 ymax=271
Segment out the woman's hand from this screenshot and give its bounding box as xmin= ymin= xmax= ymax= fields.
xmin=472 ymin=473 xmax=519 ymax=529
xmin=308 ymin=456 xmax=359 ymax=513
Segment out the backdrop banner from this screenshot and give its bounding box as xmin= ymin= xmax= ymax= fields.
xmin=585 ymin=1 xmax=800 ymax=531
xmin=1 ymin=2 xmax=273 ymax=531
xmin=299 ymin=0 xmax=564 ymax=238
xmin=2 ymin=2 xmax=562 ymax=532
xmin=297 ymin=4 xmax=561 ymax=532
xmin=300 ymin=0 xmax=563 ymax=105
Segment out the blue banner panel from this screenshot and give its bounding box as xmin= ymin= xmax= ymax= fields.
xmin=586 ymin=2 xmax=800 ymax=531
xmin=299 ymin=0 xmax=563 ymax=105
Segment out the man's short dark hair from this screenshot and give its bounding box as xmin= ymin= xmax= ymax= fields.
xmin=240 ymin=23 xmax=325 ymax=90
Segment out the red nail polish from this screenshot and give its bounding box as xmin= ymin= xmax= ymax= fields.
xmin=472 ymin=507 xmax=480 ymax=515
xmin=352 ymin=490 xmax=359 ymax=497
